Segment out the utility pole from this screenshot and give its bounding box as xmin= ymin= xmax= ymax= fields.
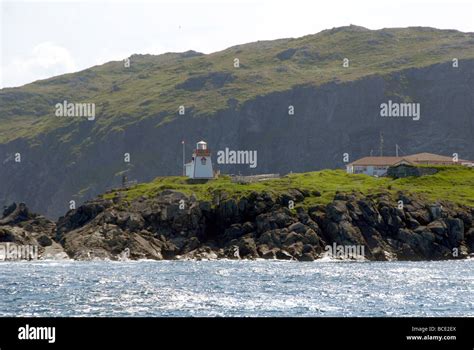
xmin=396 ymin=144 xmax=399 ymax=157
xmin=182 ymin=140 xmax=185 ymax=176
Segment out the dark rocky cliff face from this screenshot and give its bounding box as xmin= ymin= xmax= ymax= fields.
xmin=52 ymin=190 xmax=474 ymax=261
xmin=1 ymin=60 xmax=473 ymax=219
xmin=1 ymin=190 xmax=473 ymax=261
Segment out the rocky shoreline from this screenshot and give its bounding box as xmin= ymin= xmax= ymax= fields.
xmin=1 ymin=189 xmax=473 ymax=261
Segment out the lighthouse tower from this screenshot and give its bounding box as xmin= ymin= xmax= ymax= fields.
xmin=185 ymin=140 xmax=214 ymax=179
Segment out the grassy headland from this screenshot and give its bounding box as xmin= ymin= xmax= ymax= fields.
xmin=103 ymin=165 xmax=474 ymax=208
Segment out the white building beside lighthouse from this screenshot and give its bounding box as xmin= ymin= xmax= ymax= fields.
xmin=185 ymin=141 xmax=214 ymax=179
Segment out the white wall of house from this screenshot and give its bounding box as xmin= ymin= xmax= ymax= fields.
xmin=372 ymin=166 xmax=389 ymax=176
xmin=347 ymin=165 xmax=389 ymax=176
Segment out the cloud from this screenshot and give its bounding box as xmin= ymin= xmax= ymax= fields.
xmin=2 ymin=42 xmax=77 ymax=88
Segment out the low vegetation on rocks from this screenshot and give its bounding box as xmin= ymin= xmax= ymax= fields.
xmin=1 ymin=167 xmax=472 ymax=261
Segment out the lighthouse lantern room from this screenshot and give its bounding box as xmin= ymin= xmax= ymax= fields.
xmin=185 ymin=140 xmax=214 ymax=179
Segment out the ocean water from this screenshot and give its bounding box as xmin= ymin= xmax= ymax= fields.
xmin=0 ymin=259 xmax=472 ymax=317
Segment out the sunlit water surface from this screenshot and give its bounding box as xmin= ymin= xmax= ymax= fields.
xmin=0 ymin=260 xmax=472 ymax=316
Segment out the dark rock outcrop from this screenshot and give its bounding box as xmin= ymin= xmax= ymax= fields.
xmin=44 ymin=190 xmax=474 ymax=261
xmin=0 ymin=203 xmax=67 ymax=260
xmin=2 ymin=189 xmax=473 ymax=261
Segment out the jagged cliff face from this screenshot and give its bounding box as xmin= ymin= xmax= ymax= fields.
xmin=1 ymin=27 xmax=474 ymax=218
xmin=2 ymin=190 xmax=473 ymax=261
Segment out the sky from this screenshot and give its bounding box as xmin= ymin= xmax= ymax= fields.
xmin=1 ymin=0 xmax=473 ymax=88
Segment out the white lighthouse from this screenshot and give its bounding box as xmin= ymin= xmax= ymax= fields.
xmin=185 ymin=140 xmax=214 ymax=179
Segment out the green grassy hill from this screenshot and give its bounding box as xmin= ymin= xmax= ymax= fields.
xmin=2 ymin=25 xmax=474 ymax=219
xmin=104 ymin=165 xmax=474 ymax=208
xmin=2 ymin=25 xmax=474 ymax=144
